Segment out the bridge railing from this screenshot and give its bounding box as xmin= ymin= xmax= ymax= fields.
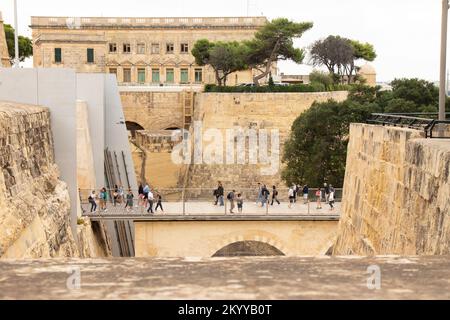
xmin=79 ymin=187 xmax=342 ymax=217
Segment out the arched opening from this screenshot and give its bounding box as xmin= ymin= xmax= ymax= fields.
xmin=212 ymin=240 xmax=285 ymax=257
xmin=125 ymin=121 xmax=145 ymax=138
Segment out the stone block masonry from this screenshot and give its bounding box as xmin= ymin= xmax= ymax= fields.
xmin=185 ymin=91 xmax=349 ymax=189
xmin=333 ymin=123 xmax=450 ymax=255
xmin=0 ymin=101 xmax=79 ymax=258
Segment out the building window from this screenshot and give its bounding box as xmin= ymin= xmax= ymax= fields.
xmin=180 ymin=43 xmax=189 ymax=53
xmin=151 ymin=43 xmax=160 ymax=54
xmin=54 ymin=48 xmax=62 ymax=63
xmin=166 ymin=68 xmax=174 ymax=83
xmin=194 ymin=68 xmax=203 ymax=83
xmin=123 ymin=43 xmax=131 ymax=53
xmin=166 ymin=43 xmax=174 ymax=54
xmin=123 ymin=68 xmax=131 ymax=82
xmin=137 ymin=68 xmax=146 ymax=83
xmin=180 ymin=68 xmax=189 ymax=83
xmin=109 ymin=43 xmax=117 ymax=53
xmin=87 ymin=48 xmax=94 ymax=63
xmin=137 ymin=43 xmax=146 ymax=54
xmin=152 ymin=69 xmax=160 ymax=83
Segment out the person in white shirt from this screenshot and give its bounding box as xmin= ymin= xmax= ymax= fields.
xmin=288 ymin=187 xmax=295 ymax=208
xmin=88 ymin=190 xmax=97 ymax=212
xmin=328 ymin=190 xmax=335 ymax=211
xmin=146 ymin=189 xmax=154 ymax=214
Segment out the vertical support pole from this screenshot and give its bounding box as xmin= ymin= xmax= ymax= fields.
xmin=439 ymin=0 xmax=449 ymax=136
xmin=13 ymin=0 xmax=19 ymax=67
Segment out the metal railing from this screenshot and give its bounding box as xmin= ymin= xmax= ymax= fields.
xmin=367 ymin=113 xmax=450 ymax=138
xmin=79 ymin=187 xmax=342 ymax=217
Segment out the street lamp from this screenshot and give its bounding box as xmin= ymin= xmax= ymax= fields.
xmin=439 ymin=0 xmax=449 ymax=124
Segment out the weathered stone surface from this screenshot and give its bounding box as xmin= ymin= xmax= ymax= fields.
xmin=0 ymin=12 xmax=10 ymax=67
xmin=185 ymin=91 xmax=349 ymax=190
xmin=0 ymin=256 xmax=449 ymax=299
xmin=334 ymin=124 xmax=450 ymax=255
xmin=0 ymin=101 xmax=79 ymax=258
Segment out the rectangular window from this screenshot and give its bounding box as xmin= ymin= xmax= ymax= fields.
xmin=109 ymin=68 xmax=117 ymax=75
xmin=137 ymin=68 xmax=146 ymax=83
xmin=180 ymin=68 xmax=189 ymax=83
xmin=109 ymin=43 xmax=117 ymax=53
xmin=180 ymin=43 xmax=189 ymax=53
xmin=194 ymin=68 xmax=203 ymax=83
xmin=123 ymin=68 xmax=131 ymax=83
xmin=166 ymin=43 xmax=174 ymax=54
xmin=137 ymin=43 xmax=146 ymax=54
xmin=152 ymin=69 xmax=160 ymax=83
xmin=123 ymin=43 xmax=131 ymax=53
xmin=54 ymin=48 xmax=62 ymax=63
xmin=151 ymin=43 xmax=160 ymax=54
xmin=87 ymin=48 xmax=94 ymax=63
xmin=166 ymin=68 xmax=174 ymax=83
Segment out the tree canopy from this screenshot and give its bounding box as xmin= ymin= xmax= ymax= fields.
xmin=310 ymin=35 xmax=376 ymax=84
xmin=192 ymin=18 xmax=312 ymax=86
xmin=192 ymin=39 xmax=247 ymax=86
xmin=244 ymin=18 xmax=313 ymax=85
xmin=4 ymin=24 xmax=33 ymax=63
xmin=282 ymin=78 xmax=448 ymax=187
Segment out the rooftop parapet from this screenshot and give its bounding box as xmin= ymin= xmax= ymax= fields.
xmin=30 ymin=16 xmax=268 ymax=29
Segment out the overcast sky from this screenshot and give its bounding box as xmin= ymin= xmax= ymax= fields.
xmin=0 ymin=0 xmax=444 ymax=82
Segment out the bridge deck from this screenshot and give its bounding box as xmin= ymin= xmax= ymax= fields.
xmin=81 ymin=200 xmax=341 ymax=220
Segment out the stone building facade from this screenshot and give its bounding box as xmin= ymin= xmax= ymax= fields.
xmin=30 ymin=16 xmax=269 ymax=85
xmin=0 ymin=12 xmax=11 ymax=67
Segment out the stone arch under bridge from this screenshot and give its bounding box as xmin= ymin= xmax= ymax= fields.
xmin=212 ymin=240 xmax=285 ymax=257
xmin=134 ymin=218 xmax=339 ymax=257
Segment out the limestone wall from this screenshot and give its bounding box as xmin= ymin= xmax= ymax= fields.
xmin=0 ymin=12 xmax=10 ymax=67
xmin=0 ymin=101 xmax=79 ymax=258
xmin=185 ymin=91 xmax=349 ymax=189
xmin=333 ymin=124 xmax=450 ymax=255
xmin=120 ymin=91 xmax=184 ymax=130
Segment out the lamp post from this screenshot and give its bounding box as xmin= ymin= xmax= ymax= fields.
xmin=439 ymin=0 xmax=449 ymax=125
xmin=13 ymin=0 xmax=19 ymax=67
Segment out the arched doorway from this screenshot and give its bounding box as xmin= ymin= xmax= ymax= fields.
xmin=125 ymin=121 xmax=145 ymax=138
xmin=212 ymin=240 xmax=285 ymax=257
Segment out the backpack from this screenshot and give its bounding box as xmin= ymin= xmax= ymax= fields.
xmin=227 ymin=192 xmax=233 ymax=200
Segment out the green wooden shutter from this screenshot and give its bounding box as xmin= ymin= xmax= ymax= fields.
xmin=87 ymin=49 xmax=94 ymax=63
xmin=152 ymin=69 xmax=160 ymax=83
xmin=138 ymin=69 xmax=146 ymax=83
xmin=166 ymin=69 xmax=174 ymax=83
xmin=180 ymin=69 xmax=188 ymax=83
xmin=55 ymin=48 xmax=62 ymax=63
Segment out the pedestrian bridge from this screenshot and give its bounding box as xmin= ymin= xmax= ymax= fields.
xmin=83 ymin=200 xmax=340 ymax=257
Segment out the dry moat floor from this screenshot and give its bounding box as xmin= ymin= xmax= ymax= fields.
xmin=0 ymin=256 xmax=449 ymax=299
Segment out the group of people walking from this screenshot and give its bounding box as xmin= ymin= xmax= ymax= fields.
xmin=87 ymin=183 xmax=164 ymax=214
xmin=213 ymin=181 xmax=337 ymax=213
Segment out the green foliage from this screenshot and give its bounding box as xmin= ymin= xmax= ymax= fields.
xmin=310 ymin=35 xmax=376 ymax=84
xmin=244 ymin=18 xmax=313 ymax=85
xmin=309 ymin=70 xmax=334 ymax=90
xmin=282 ymin=100 xmax=372 ymax=187
xmin=390 ymin=78 xmax=439 ymax=107
xmin=4 ymin=24 xmax=33 ymax=62
xmin=268 ymin=74 xmax=275 ymax=87
xmin=384 ymin=98 xmax=417 ymax=114
xmin=282 ymin=78 xmax=446 ymax=187
xmin=192 ymin=40 xmax=247 ymax=85
xmin=350 ymin=40 xmax=377 ymax=61
xmin=194 ymin=18 xmax=313 ymax=86
xmin=204 ymin=83 xmax=351 ymax=93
